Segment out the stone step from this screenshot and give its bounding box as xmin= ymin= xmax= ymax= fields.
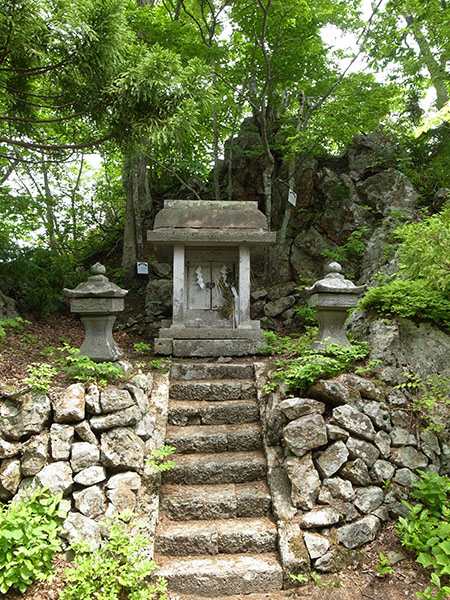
xmin=159 ymin=481 xmax=272 ymax=521
xmin=170 ymin=363 xmax=254 ymax=381
xmin=170 ymin=379 xmax=256 ymax=402
xmin=165 ymin=423 xmax=261 ymax=454
xmin=168 ymin=399 xmax=260 ymax=426
xmin=163 ymin=451 xmax=267 ymax=485
xmin=155 ymin=552 xmax=283 ymax=597
xmin=155 ymin=517 xmax=278 ymax=556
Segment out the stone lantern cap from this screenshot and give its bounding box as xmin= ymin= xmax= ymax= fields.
xmin=306 ymin=262 xmax=366 ymax=295
xmin=64 ymin=263 xmax=128 ymax=299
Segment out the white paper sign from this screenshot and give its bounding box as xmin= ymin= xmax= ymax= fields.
xmin=136 ymin=262 xmax=149 ymax=275
xmin=288 ymin=189 xmax=297 ymax=206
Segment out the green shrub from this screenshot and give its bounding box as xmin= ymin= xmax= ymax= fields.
xmin=397 ymin=471 xmax=450 ymax=599
xmin=396 ymin=203 xmax=450 ymax=295
xmin=264 ymin=339 xmax=370 ymax=393
xmin=0 ymin=488 xmax=65 ymax=594
xmin=59 ymin=345 xmax=125 ymax=386
xmin=295 ymin=304 xmax=318 ymax=326
xmin=259 ymin=328 xmax=317 ymax=356
xmin=359 ymin=278 xmax=450 ymax=329
xmin=0 ymin=317 xmax=29 ymax=340
xmin=23 ymin=362 xmax=58 ymax=393
xmin=61 ymin=514 xmax=167 ymax=600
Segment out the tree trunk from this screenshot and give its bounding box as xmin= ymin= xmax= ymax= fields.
xmin=122 ymin=149 xmax=152 ymax=281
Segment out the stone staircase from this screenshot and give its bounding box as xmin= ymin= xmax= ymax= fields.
xmin=155 ymin=362 xmax=283 ymax=597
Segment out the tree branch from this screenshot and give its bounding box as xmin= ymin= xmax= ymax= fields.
xmin=147 ymin=152 xmax=201 ymax=199
xmin=0 ymin=134 xmax=113 ymax=152
xmin=0 ymin=102 xmax=104 ymax=124
xmin=0 ymin=57 xmax=70 ymax=76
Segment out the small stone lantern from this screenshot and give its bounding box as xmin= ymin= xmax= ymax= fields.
xmin=64 ymin=263 xmax=128 ymax=362
xmin=306 ymin=262 xmax=365 ymax=350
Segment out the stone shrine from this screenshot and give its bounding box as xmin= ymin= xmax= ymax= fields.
xmin=147 ymin=200 xmax=275 ymax=356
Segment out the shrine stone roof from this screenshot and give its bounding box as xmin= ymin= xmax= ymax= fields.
xmin=147 ymin=200 xmax=276 ymax=246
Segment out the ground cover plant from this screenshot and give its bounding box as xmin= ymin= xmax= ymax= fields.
xmin=397 ymin=471 xmax=450 ymax=599
xmin=0 ymin=488 xmax=65 ymax=594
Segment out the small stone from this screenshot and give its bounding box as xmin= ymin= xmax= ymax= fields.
xmin=332 ymin=405 xmax=376 ymax=441
xmin=0 ymin=458 xmax=21 ymax=498
xmin=61 ymin=512 xmax=101 ymax=551
xmin=33 ymin=461 xmax=73 ymax=495
xmin=301 ymin=506 xmax=341 ymax=529
xmin=130 ymin=373 xmax=153 ymax=395
xmin=341 ymin=374 xmax=385 ymax=401
xmin=390 ymin=447 xmax=428 ymax=470
xmin=322 ymin=477 xmax=355 ymax=501
xmin=0 ymin=438 xmax=19 ymax=458
xmin=346 ymin=437 xmax=379 ymax=468
xmin=74 ymin=421 xmax=98 ymax=445
xmin=374 ymin=430 xmax=391 ymax=458
xmin=391 ymin=410 xmax=410 ymax=428
xmin=340 ymin=458 xmax=371 ymax=486
xmin=283 ymin=413 xmax=328 ymax=457
xmin=372 ymin=506 xmax=389 ymax=521
xmin=90 ymin=406 xmax=141 ymax=431
xmin=354 ymin=486 xmax=384 ymax=513
xmin=420 ymin=430 xmax=440 ymax=456
xmin=337 ymin=516 xmax=381 ymax=549
xmin=73 ymin=485 xmax=105 ymax=519
xmin=107 ymin=471 xmax=142 ymax=491
xmin=394 ymin=468 xmax=420 ymax=487
xmin=1 ymin=392 xmax=51 ymax=440
xmin=73 ymin=466 xmax=107 ymax=486
xmin=50 ymin=424 xmax=75 ymax=460
xmin=318 ymin=487 xmax=333 ymax=504
xmin=134 ymin=413 xmax=156 ymax=440
xmin=85 ymin=384 xmax=101 ymax=414
xmin=370 ymin=460 xmax=395 ymax=484
xmin=20 ymin=433 xmax=49 ymax=476
xmin=362 ymin=400 xmax=392 ymax=432
xmin=308 ymin=379 xmax=361 ymax=406
xmin=284 ymin=453 xmax=320 ymax=510
xmin=315 ymin=550 xmax=339 ymax=572
xmin=386 ymin=387 xmax=409 ymax=407
xmin=326 ymin=424 xmax=349 ymax=441
xmin=303 ymin=532 xmax=330 ymax=559
xmin=53 ymin=383 xmax=85 ymax=423
xmin=70 ymin=442 xmax=100 ymax=472
xmin=279 ymin=398 xmax=325 ymax=420
xmin=391 ymin=427 xmax=417 ymax=447
xmin=101 ymin=428 xmax=145 ymax=471
xmin=106 ymin=487 xmax=136 ymax=512
xmin=100 ymin=388 xmax=135 ymax=413
xmin=124 ymin=384 xmax=149 ymax=413
xmin=264 ymin=295 xmax=296 ymax=317
xmin=316 ymin=441 xmax=349 ymax=478
xmin=341 ymin=501 xmax=359 ymax=522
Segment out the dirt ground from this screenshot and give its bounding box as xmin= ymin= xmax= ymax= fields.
xmin=0 ymin=314 xmax=437 ymax=600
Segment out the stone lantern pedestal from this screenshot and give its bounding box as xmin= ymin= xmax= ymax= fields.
xmin=306 ymin=262 xmax=365 ymax=350
xmin=64 ymin=263 xmax=128 ymax=362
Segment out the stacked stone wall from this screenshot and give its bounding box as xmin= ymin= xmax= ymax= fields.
xmin=255 ymin=365 xmax=449 ymax=577
xmin=0 ymin=371 xmax=169 ymax=553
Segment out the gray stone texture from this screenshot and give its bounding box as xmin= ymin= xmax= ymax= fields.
xmin=332 ymin=405 xmax=376 ymax=441
xmin=308 ymin=379 xmax=361 ymax=406
xmin=279 ymin=397 xmax=325 ymax=420
xmin=340 ymin=458 xmax=371 ymax=486
xmin=61 ymin=512 xmax=101 ymax=551
xmin=354 ymin=486 xmax=384 ymax=513
xmin=73 ymin=485 xmax=105 ymax=519
xmin=0 ymin=392 xmax=51 ymax=440
xmin=301 ymin=506 xmax=341 ymax=529
xmin=100 ymin=428 xmax=145 ymax=471
xmin=33 ymin=461 xmax=73 ymax=495
xmin=303 ymin=532 xmax=330 ymax=559
xmin=70 ymin=442 xmax=100 ymax=472
xmin=337 ymin=516 xmax=381 ymax=549
xmin=0 ymin=458 xmax=21 ymax=499
xmin=316 ymin=441 xmax=349 ymax=478
xmin=50 ymin=424 xmax=75 ymax=460
xmin=283 ymin=413 xmax=328 ymax=457
xmin=90 ymin=405 xmax=141 ymax=431
xmin=284 ymin=453 xmax=320 ymax=510
xmin=100 ymin=388 xmax=135 ymax=413
xmin=346 ymin=437 xmax=380 ymax=468
xmin=20 ymin=433 xmax=49 ymax=476
xmin=53 ymin=383 xmax=85 ymax=423
xmin=73 ymin=466 xmax=106 ymax=486
xmin=390 ymin=446 xmax=428 ymax=470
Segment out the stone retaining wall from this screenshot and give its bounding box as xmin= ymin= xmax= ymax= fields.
xmin=0 ymin=370 xmax=169 ymax=554
xmin=255 ymin=363 xmax=449 ymax=582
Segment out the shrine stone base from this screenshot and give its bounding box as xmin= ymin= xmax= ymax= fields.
xmin=154 ymin=325 xmax=265 ymax=357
